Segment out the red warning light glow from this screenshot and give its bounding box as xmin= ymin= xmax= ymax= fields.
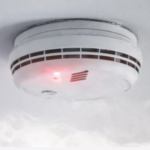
xmin=54 ymin=72 xmax=60 ymax=76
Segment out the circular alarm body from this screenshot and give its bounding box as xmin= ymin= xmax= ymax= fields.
xmin=9 ymin=19 xmax=142 ymax=100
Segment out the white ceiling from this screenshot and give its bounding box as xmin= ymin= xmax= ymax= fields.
xmin=0 ymin=0 xmax=150 ymax=147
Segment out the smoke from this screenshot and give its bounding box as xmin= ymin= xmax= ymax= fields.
xmin=0 ymin=110 xmax=120 ymax=147
xmin=0 ymin=97 xmax=150 ymax=147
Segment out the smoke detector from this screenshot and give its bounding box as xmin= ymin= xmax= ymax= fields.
xmin=9 ymin=19 xmax=142 ymax=100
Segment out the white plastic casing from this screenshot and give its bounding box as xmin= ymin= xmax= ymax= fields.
xmin=9 ymin=20 xmax=142 ymax=100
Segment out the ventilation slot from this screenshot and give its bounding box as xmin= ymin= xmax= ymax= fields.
xmin=128 ymin=62 xmax=135 ymax=69
xmin=12 ymin=65 xmax=20 ymax=74
xmin=129 ymin=56 xmax=136 ymax=63
xmin=101 ymin=49 xmax=115 ymax=55
xmin=21 ymin=61 xmax=30 ymax=67
xmin=71 ymin=78 xmax=86 ymax=82
xmin=63 ymin=48 xmax=80 ymax=52
xmin=70 ymin=70 xmax=88 ymax=82
xmin=115 ymin=58 xmax=127 ymax=64
xmin=137 ymin=60 xmax=141 ymax=67
xmin=72 ymin=70 xmax=88 ymax=76
xmin=32 ymin=57 xmax=44 ymax=63
xmin=45 ymin=49 xmax=61 ymax=54
xmin=20 ymin=55 xmax=29 ymax=61
xmin=82 ymin=48 xmax=99 ymax=53
xmin=46 ymin=55 xmax=62 ymax=60
xmin=100 ymin=56 xmax=114 ymax=61
xmin=82 ymin=55 xmax=98 ymax=59
xmin=117 ymin=52 xmax=128 ymax=58
xmin=135 ymin=67 xmax=139 ymax=73
xmin=30 ymin=51 xmax=44 ymax=57
xmin=11 ymin=59 xmax=19 ymax=69
xmin=63 ymin=55 xmax=80 ymax=58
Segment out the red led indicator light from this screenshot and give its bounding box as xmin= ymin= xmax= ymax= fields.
xmin=54 ymin=72 xmax=60 ymax=76
xmin=53 ymin=72 xmax=60 ymax=80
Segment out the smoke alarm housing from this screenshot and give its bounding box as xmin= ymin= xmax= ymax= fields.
xmin=9 ymin=19 xmax=142 ymax=100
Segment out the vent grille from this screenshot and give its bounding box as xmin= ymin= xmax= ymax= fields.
xmin=70 ymin=70 xmax=88 ymax=82
xmin=11 ymin=48 xmax=141 ymax=74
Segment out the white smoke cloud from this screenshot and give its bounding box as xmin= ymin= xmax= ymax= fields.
xmin=0 ymin=108 xmax=149 ymax=147
xmin=0 ymin=110 xmax=121 ymax=147
xmin=0 ymin=96 xmax=150 ymax=147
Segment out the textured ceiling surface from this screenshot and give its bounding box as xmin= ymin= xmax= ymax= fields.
xmin=0 ymin=0 xmax=150 ymax=147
